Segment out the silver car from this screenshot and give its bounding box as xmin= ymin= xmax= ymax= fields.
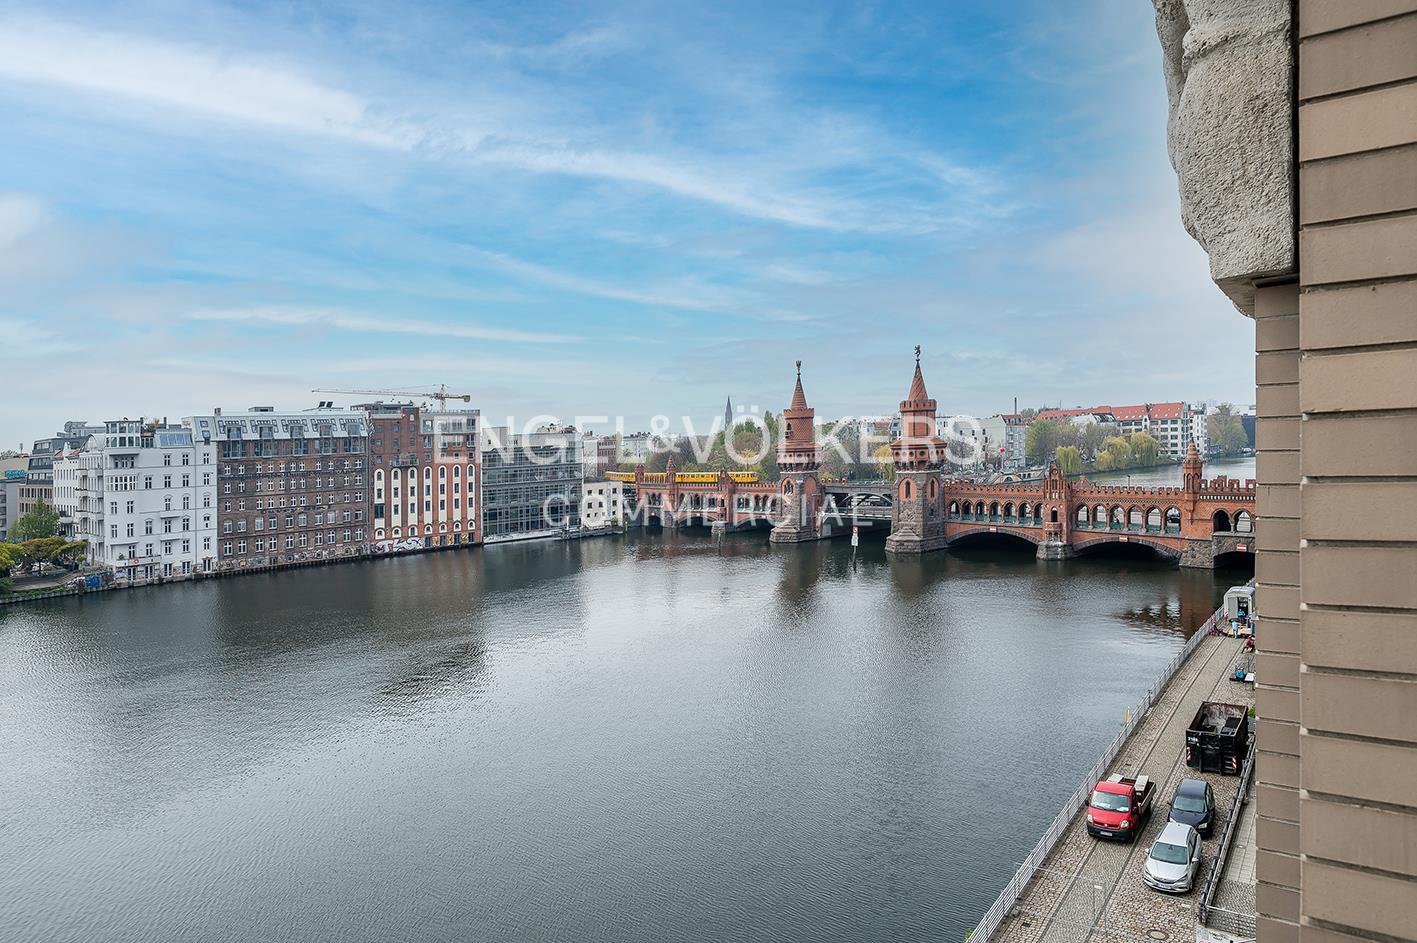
xmin=1143 ymin=821 xmax=1202 ymax=893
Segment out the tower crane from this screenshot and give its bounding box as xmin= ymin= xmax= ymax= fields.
xmin=312 ymin=384 xmax=472 ymax=405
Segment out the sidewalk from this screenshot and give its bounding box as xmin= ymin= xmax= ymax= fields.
xmin=991 ymin=632 xmax=1254 ymax=943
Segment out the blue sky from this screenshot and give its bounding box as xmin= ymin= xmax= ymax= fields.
xmin=0 ymin=0 xmax=1253 ymax=443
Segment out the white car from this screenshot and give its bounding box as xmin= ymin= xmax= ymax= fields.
xmin=1143 ymin=821 xmax=1202 ymax=893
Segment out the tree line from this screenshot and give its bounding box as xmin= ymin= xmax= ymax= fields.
xmin=1 ymin=498 xmax=88 ymax=594
xmin=1025 ymin=419 xmax=1161 ymax=472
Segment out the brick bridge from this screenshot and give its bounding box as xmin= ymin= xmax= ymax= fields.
xmin=614 ymin=355 xmax=1256 ymax=568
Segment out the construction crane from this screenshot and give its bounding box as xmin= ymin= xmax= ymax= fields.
xmin=312 ymin=384 xmax=472 ymax=405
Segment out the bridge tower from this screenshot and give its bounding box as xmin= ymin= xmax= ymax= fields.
xmin=770 ymin=361 xmax=824 ymax=543
xmin=885 ymin=347 xmax=947 ymax=554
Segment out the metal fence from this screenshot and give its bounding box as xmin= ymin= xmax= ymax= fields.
xmin=1198 ymin=739 xmax=1257 ymax=934
xmin=974 ymin=601 xmax=1225 ymax=942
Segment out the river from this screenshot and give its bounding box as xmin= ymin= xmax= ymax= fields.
xmin=0 ymin=530 xmax=1250 ymax=943
xmin=1081 ymin=455 xmax=1256 ymax=487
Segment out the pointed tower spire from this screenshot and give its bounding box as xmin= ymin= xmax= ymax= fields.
xmin=779 ymin=359 xmax=818 ymax=470
xmin=893 ymin=345 xmax=943 ymax=469
xmin=906 ymin=345 xmax=930 ymax=404
xmin=724 ymin=395 xmax=733 ymax=433
xmin=790 ymin=360 xmax=808 ymax=410
xmin=1182 ymin=438 xmax=1203 ymax=492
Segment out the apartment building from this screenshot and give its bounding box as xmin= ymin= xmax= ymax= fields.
xmin=1035 ymin=402 xmax=1200 ymax=456
xmin=580 ymin=479 xmax=624 ymax=530
xmin=0 ymin=473 xmax=22 ymax=540
xmin=481 ymin=426 xmax=582 ymax=541
xmin=365 ymin=402 xmax=481 ymax=552
xmin=187 ymin=407 xmax=369 ymax=571
xmin=54 ymin=419 xmax=216 ymax=583
xmin=1153 ymin=4 xmax=1417 ymax=939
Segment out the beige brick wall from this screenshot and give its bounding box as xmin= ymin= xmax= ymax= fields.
xmin=1254 ymin=282 xmax=1303 ymax=941
xmin=1289 ymin=4 xmax=1417 ymax=942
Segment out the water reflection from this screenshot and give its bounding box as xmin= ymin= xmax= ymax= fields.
xmin=0 ymin=529 xmax=1237 ymax=943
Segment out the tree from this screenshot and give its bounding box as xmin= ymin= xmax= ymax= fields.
xmin=1025 ymin=419 xmax=1065 ymax=466
xmin=1129 ymin=431 xmax=1160 ymax=467
xmin=873 ymin=444 xmax=896 ymax=483
xmin=1102 ymin=435 xmax=1133 ymax=469
xmin=0 ymin=541 xmax=21 ymax=593
xmin=1207 ymin=404 xmax=1250 ymax=455
xmin=1055 ymin=445 xmax=1083 ymax=475
xmin=1025 ymin=418 xmax=1084 ymax=467
xmin=1079 ymin=421 xmax=1117 ymax=460
xmin=9 ymin=497 xmax=59 ymax=542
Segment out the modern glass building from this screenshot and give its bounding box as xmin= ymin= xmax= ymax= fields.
xmin=480 ymin=427 xmax=582 ymax=541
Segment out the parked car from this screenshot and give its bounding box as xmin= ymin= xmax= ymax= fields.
xmin=1143 ymin=821 xmax=1203 ymax=894
xmin=1086 ymin=773 xmax=1154 ymax=842
xmin=1168 ymin=778 xmax=1216 ymax=837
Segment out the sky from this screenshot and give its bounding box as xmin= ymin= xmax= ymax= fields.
xmin=0 ymin=0 xmax=1254 ymax=446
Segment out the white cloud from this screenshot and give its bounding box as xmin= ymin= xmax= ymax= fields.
xmin=188 ymin=305 xmax=581 ymax=344
xmin=0 ymin=18 xmax=410 ymax=149
xmin=0 ymin=15 xmax=1000 ymax=234
xmin=0 ymin=193 xmax=48 ymax=249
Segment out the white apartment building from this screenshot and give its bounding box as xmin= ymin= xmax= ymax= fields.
xmin=580 ymin=479 xmax=624 ymax=530
xmin=57 ymin=419 xmax=217 ymax=583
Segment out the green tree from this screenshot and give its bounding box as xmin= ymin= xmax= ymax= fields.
xmin=1102 ymin=435 xmax=1133 ymax=469
xmin=9 ymin=497 xmax=59 ymax=542
xmin=0 ymin=541 xmax=21 ymax=593
xmin=873 ymin=444 xmax=896 ymax=483
xmin=1079 ymin=421 xmax=1117 ymax=460
xmin=1055 ymin=445 xmax=1083 ymax=475
xmin=1024 ymin=419 xmax=1065 ymax=466
xmin=1208 ymin=404 xmax=1250 ymax=455
xmin=1129 ymin=431 xmax=1160 ymax=467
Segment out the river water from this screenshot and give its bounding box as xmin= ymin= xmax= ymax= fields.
xmin=0 ymin=530 xmax=1249 ymax=943
xmin=1082 ymin=455 xmax=1256 ymax=487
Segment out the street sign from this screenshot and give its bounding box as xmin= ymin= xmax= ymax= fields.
xmin=851 ymin=526 xmax=859 ymax=547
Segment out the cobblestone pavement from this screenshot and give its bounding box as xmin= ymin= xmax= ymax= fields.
xmin=1210 ymin=785 xmax=1257 ymax=917
xmin=992 ymin=633 xmax=1253 ymax=943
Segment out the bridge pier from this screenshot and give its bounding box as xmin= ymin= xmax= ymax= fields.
xmin=1036 ymin=540 xmax=1074 ymax=561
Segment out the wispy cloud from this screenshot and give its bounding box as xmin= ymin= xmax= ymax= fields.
xmin=0 ymin=15 xmax=1001 ymax=234
xmin=188 ymin=305 xmax=581 ymax=344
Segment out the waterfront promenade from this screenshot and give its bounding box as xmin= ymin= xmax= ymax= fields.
xmin=989 ymin=630 xmax=1254 ymax=943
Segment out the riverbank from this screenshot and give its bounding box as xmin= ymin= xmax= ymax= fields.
xmin=977 ymin=600 xmax=1255 ymax=943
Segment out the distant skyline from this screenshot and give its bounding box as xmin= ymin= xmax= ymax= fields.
xmin=0 ymin=0 xmax=1253 ymax=445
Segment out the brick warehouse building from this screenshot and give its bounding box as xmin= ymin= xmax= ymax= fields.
xmin=364 ymin=401 xmax=481 ymax=552
xmin=187 ymin=407 xmax=370 ymax=571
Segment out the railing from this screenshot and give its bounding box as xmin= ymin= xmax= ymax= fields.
xmin=974 ymin=603 xmax=1223 ymax=942
xmin=1198 ymin=739 xmax=1257 ymax=934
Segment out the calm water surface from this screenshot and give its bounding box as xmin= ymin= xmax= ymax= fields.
xmin=1083 ymin=455 xmax=1256 ymax=487
xmin=0 ymin=531 xmax=1246 ymax=943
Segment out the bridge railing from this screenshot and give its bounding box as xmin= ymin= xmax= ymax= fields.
xmin=973 ymin=601 xmax=1224 ymax=943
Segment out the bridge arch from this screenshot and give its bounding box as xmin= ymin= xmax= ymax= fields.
xmin=1213 ymin=509 xmax=1232 ymax=532
xmin=1166 ymin=507 xmax=1181 ymax=533
xmin=1234 ymin=509 xmax=1253 ymax=533
xmin=1146 ymin=507 xmax=1161 ymax=530
xmin=947 ymin=527 xmax=1042 ymax=550
xmin=1071 ymin=534 xmax=1182 ymax=562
